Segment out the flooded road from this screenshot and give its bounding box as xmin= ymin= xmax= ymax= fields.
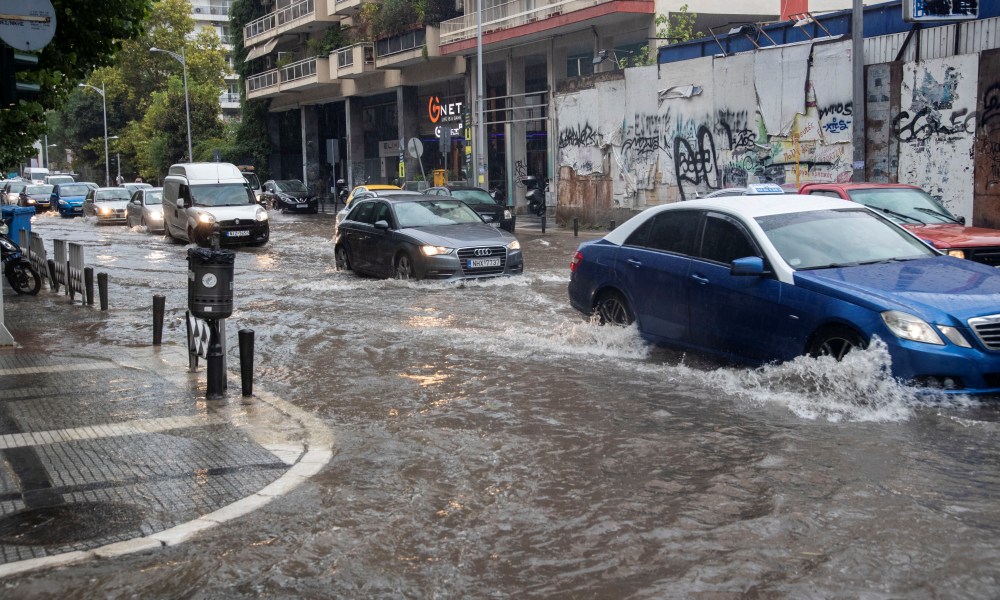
xmin=7 ymin=209 xmax=1000 ymax=597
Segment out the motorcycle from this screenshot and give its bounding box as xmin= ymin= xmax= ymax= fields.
xmin=336 ymin=179 xmax=349 ymax=208
xmin=523 ymin=175 xmax=548 ymax=217
xmin=0 ymin=218 xmax=41 ymax=295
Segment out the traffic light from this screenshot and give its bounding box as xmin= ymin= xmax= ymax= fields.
xmin=1 ymin=46 xmax=41 ymax=107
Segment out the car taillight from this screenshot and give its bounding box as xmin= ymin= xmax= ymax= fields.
xmin=570 ymin=250 xmax=583 ymax=273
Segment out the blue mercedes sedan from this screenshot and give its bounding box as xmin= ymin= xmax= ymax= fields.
xmin=568 ymin=195 xmax=1000 ymax=395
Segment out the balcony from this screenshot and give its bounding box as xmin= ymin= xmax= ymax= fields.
xmin=220 ymin=92 xmax=240 ymax=110
xmin=191 ymin=2 xmax=230 ymax=19
xmin=440 ymin=0 xmax=653 ymax=47
xmin=331 ymin=0 xmax=371 ymax=16
xmin=246 ymin=56 xmax=334 ymax=100
xmin=375 ymin=26 xmax=440 ymax=69
xmin=335 ymin=43 xmax=376 ymax=78
xmin=243 ymin=0 xmax=339 ymax=48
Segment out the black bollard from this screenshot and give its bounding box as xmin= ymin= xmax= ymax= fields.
xmin=153 ymin=294 xmax=165 ymax=346
xmin=47 ymin=259 xmax=58 ymax=292
xmin=65 ymin=260 xmax=71 ymax=298
xmin=211 ymin=223 xmax=221 ymax=251
xmin=573 ymin=217 xmax=579 ymax=237
xmin=206 ymin=319 xmax=225 ymax=398
xmin=610 ymin=220 xmax=616 ymax=231
xmin=239 ymin=329 xmax=255 ymax=397
xmin=84 ymin=267 xmax=94 ymax=305
xmin=541 ymin=212 xmax=546 ymax=234
xmin=97 ymin=272 xmax=108 ymax=310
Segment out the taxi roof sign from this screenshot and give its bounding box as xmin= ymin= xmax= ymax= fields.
xmin=745 ymin=183 xmax=785 ymax=195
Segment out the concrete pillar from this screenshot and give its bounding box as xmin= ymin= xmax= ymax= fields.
xmin=345 ymin=97 xmax=365 ymax=188
xmin=301 ymin=105 xmax=321 ymax=189
xmin=507 ymin=53 xmax=527 ymax=210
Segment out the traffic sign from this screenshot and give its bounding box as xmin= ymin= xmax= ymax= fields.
xmin=0 ymin=0 xmax=56 ymax=51
xmin=406 ymin=137 xmax=423 ymax=159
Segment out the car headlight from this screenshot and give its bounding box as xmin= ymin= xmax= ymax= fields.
xmin=936 ymin=325 xmax=972 ymax=348
xmin=255 ymin=208 xmax=268 ymax=221
xmin=150 ymin=210 xmax=163 ymax=220
xmin=59 ymin=199 xmax=67 ymax=206
xmin=946 ymin=249 xmax=966 ymax=259
xmin=197 ymin=212 xmax=215 ymax=224
xmin=99 ymin=207 xmax=111 ymax=215
xmin=255 ymin=192 xmax=261 ymax=202
xmin=506 ymin=240 xmax=520 ymax=251
xmin=26 ymin=198 xmax=35 ymax=204
xmin=881 ymin=310 xmax=943 ymax=345
xmin=421 ymin=245 xmax=453 ymax=256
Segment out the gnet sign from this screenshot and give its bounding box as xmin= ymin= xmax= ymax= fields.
xmin=428 ymin=96 xmax=463 ymax=124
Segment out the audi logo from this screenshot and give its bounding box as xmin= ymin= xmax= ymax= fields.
xmin=473 ymin=248 xmax=493 ymax=257
xmin=234 ymin=219 xmax=241 ymax=225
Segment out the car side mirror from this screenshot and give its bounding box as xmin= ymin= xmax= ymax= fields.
xmin=482 ymin=214 xmax=494 ymax=222
xmin=176 ymin=198 xmax=185 ymax=208
xmin=958 ymin=215 xmax=967 ymax=225
xmin=730 ymin=256 xmax=767 ymax=276
xmin=374 ymin=220 xmax=390 ymax=230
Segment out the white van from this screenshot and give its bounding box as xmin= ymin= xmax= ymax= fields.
xmin=162 ymin=162 xmax=269 ymax=247
xmin=45 ymin=174 xmax=75 ymax=185
xmin=23 ymin=167 xmax=49 ymax=184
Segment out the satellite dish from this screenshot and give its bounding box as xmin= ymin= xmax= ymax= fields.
xmin=406 ymin=137 xmax=423 ymax=159
xmin=0 ymin=0 xmax=56 ymax=51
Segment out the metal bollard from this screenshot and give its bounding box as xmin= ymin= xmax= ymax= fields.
xmin=84 ymin=267 xmax=94 ymax=305
xmin=152 ymin=294 xmax=165 ymax=346
xmin=65 ymin=260 xmax=71 ymax=297
xmin=97 ymin=272 xmax=108 ymax=310
xmin=47 ymin=259 xmax=58 ymax=292
xmin=573 ymin=217 xmax=579 ymax=237
xmin=610 ymin=220 xmax=616 ymax=231
xmin=206 ymin=320 xmax=225 ymax=398
xmin=239 ymin=329 xmax=255 ymax=398
xmin=541 ymin=212 xmax=546 ymax=234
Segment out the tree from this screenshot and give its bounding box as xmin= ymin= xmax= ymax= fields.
xmin=627 ymin=5 xmax=702 ymax=68
xmin=0 ymin=0 xmax=154 ymax=170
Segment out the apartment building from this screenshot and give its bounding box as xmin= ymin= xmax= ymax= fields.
xmin=242 ymin=0 xmax=856 ymax=206
xmin=191 ymin=0 xmax=242 ymax=120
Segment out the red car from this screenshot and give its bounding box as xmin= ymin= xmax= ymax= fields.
xmin=798 ymin=183 xmax=1000 ymax=266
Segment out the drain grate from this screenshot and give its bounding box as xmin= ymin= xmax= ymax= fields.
xmin=0 ymin=502 xmax=145 ymax=546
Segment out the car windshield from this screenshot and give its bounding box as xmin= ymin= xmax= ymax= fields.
xmin=144 ymin=190 xmax=163 ymax=205
xmin=757 ymin=208 xmax=936 ymax=270
xmin=7 ymin=182 xmax=26 ymax=193
xmin=848 ymin=188 xmax=960 ymax=224
xmin=96 ymin=189 xmax=131 ymax=201
xmin=243 ymin=173 xmax=261 ymax=191
xmin=59 ymin=184 xmax=90 ymax=196
xmin=449 ymin=189 xmax=497 ymax=206
xmin=275 ymin=180 xmax=308 ymax=193
xmin=190 ymin=183 xmax=253 ymax=207
xmin=26 ymin=185 xmax=52 ymax=195
xmin=394 ymin=200 xmax=485 ymax=228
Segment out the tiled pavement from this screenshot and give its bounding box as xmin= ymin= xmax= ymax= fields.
xmin=0 ymin=289 xmax=334 ymax=578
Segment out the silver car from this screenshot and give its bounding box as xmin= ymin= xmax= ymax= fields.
xmin=125 ymin=187 xmax=165 ymax=233
xmin=335 ymin=194 xmax=523 ymax=280
xmin=83 ymin=187 xmax=131 ymax=223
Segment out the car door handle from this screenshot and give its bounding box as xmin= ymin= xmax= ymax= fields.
xmin=691 ymin=274 xmax=709 ymax=285
xmin=626 ymin=258 xmax=642 ymax=268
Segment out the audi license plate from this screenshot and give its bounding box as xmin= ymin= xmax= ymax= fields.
xmin=227 ymin=230 xmax=250 ymax=237
xmin=468 ymin=258 xmax=501 ymax=268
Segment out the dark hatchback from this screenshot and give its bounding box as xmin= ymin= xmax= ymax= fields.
xmin=261 ymin=179 xmax=318 ymax=213
xmin=426 ymin=184 xmax=515 ymax=233
xmin=19 ymin=184 xmax=54 ymax=211
xmin=335 ymin=195 xmax=523 ymax=281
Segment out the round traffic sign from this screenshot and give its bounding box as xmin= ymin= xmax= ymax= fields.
xmin=0 ymin=0 xmax=56 ymax=51
xmin=406 ymin=137 xmax=423 ymax=159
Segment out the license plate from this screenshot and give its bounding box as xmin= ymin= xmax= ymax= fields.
xmin=297 ymin=203 xmax=308 ymax=209
xmin=468 ymin=258 xmax=501 ymax=268
xmin=227 ymin=230 xmax=250 ymax=237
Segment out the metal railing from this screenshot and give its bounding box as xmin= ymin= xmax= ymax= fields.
xmin=244 ymin=0 xmax=315 ymax=43
xmin=440 ymin=0 xmax=640 ymax=45
xmin=247 ymin=69 xmax=279 ymax=92
xmin=191 ymin=2 xmax=230 ymax=17
xmin=375 ymin=28 xmax=426 ymax=59
xmin=281 ymin=57 xmax=317 ymax=83
xmin=337 ymin=43 xmax=374 ymax=69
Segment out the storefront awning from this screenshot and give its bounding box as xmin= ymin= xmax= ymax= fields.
xmin=246 ymin=38 xmax=278 ymax=61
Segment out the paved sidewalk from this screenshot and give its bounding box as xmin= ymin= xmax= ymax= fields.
xmin=0 ymin=287 xmax=333 ymax=578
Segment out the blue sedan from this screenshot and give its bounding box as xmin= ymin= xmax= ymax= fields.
xmin=568 ymin=195 xmax=1000 ymax=395
xmin=51 ymin=182 xmax=92 ymax=218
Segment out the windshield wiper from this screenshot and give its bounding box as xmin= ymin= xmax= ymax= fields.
xmin=800 ymin=261 xmax=860 ymax=270
xmin=913 ymin=206 xmax=962 ymax=224
xmin=872 ymin=206 xmax=924 ymax=224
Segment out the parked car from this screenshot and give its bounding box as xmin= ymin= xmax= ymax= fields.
xmin=124 ymin=182 xmax=153 ymax=196
xmin=335 ymin=194 xmax=523 ymax=281
xmin=568 ymin=194 xmax=1000 ymax=395
xmin=51 ymin=182 xmax=92 ymax=218
xmin=260 ymin=179 xmax=318 ymax=213
xmin=125 ymin=187 xmax=165 ymax=233
xmin=84 ymin=187 xmax=131 ymax=224
xmin=3 ymin=180 xmax=27 ymax=205
xmin=799 ymin=182 xmax=1000 ymax=266
xmin=425 ymin=184 xmax=515 ymax=233
xmin=18 ymin=184 xmax=54 ymax=211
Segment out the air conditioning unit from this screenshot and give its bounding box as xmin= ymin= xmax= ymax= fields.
xmin=195 ymin=6 xmax=202 ymax=13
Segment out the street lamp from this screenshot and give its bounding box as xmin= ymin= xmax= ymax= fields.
xmin=150 ymin=46 xmax=193 ymax=162
xmin=78 ymin=81 xmax=110 ymax=186
xmin=108 ymin=136 xmax=120 ymax=184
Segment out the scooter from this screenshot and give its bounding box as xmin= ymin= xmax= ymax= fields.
xmin=336 ymin=179 xmax=349 ymax=209
xmin=0 ymin=218 xmax=41 ymax=295
xmin=523 ymin=176 xmax=548 ymax=217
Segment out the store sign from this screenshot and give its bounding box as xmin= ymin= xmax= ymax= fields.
xmin=378 ymin=139 xmax=400 ymax=158
xmin=428 ymin=96 xmax=463 ymax=124
xmin=903 ymin=0 xmax=977 ymax=21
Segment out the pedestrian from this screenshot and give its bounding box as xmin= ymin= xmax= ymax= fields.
xmin=115 ymin=174 xmax=124 ymax=186
xmin=134 ymin=176 xmax=143 ymax=183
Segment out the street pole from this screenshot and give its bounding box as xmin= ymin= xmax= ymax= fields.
xmin=78 ymin=82 xmax=110 ymax=186
xmin=852 ymin=0 xmax=865 ymax=182
xmin=151 ymin=46 xmax=193 ymax=162
xmin=475 ymin=0 xmax=485 ymax=189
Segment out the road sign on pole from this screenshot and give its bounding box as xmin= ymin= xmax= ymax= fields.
xmin=0 ymin=0 xmax=56 ymax=51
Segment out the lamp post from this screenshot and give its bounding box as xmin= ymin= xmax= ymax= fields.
xmin=108 ymin=135 xmax=120 ymax=184
xmin=78 ymin=82 xmax=110 ymax=186
xmin=150 ymin=46 xmax=193 ymax=162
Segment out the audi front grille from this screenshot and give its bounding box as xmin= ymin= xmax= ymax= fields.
xmin=969 ymin=314 xmax=1000 ymax=350
xmin=457 ymin=246 xmax=507 ymax=276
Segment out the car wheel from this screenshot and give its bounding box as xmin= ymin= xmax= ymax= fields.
xmin=394 ymin=252 xmax=415 ymax=280
xmin=808 ymin=326 xmax=867 ymax=360
xmin=594 ymin=290 xmax=634 ymax=326
xmin=335 ymin=245 xmax=352 ymax=272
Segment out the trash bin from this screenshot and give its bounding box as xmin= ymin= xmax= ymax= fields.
xmin=432 ymin=169 xmax=448 ymax=187
xmin=187 ymin=247 xmax=235 ymax=319
xmin=1 ymin=205 xmax=35 ymax=241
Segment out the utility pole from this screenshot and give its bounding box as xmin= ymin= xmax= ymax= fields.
xmin=851 ymin=0 xmax=865 ymax=182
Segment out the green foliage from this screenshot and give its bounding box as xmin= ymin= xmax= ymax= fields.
xmin=628 ymin=5 xmax=702 ymax=68
xmin=353 ymin=0 xmax=454 ymax=41
xmin=372 ymin=0 xmax=421 ymax=39
xmin=0 ymin=0 xmax=154 ymax=170
xmin=229 ymin=0 xmax=273 ymax=180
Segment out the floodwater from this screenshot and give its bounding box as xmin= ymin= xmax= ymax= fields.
xmin=7 ymin=208 xmax=1000 ymax=598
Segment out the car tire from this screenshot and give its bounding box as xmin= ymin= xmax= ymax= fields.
xmin=808 ymin=326 xmax=867 ymax=360
xmin=335 ymin=245 xmax=352 ymax=272
xmin=594 ymin=290 xmax=634 ymax=326
xmin=394 ymin=252 xmax=415 ymax=280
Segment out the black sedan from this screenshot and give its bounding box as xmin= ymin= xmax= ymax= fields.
xmin=19 ymin=184 xmax=54 ymax=211
xmin=261 ymin=179 xmax=318 ymax=213
xmin=334 ymin=195 xmax=523 ymax=281
xmin=426 ymin=184 xmax=515 ymax=232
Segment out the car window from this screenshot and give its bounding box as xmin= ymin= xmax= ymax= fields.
xmin=144 ymin=190 xmax=162 ymax=204
xmin=275 ymin=180 xmax=308 ymax=193
xmin=848 ymin=188 xmax=957 ymax=224
xmin=699 ymin=215 xmax=760 ymax=264
xmin=372 ymin=202 xmax=393 ymax=226
xmin=644 ymin=211 xmax=701 ymax=256
xmin=450 ymin=189 xmax=495 ymax=206
xmin=59 ymin=184 xmax=90 ymax=196
xmin=25 ymin=185 xmax=52 ymax=194
xmin=807 ymin=190 xmax=841 ymax=199
xmin=393 ymin=200 xmax=483 ymax=228
xmin=96 ymin=189 xmax=131 ymax=201
xmin=349 ymin=200 xmax=376 ymax=224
